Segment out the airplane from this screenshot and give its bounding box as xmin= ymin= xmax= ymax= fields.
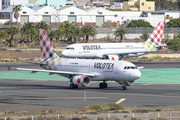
xmin=7 ymin=29 xmax=143 ymax=90
xmin=61 ymin=21 xmax=167 ymax=60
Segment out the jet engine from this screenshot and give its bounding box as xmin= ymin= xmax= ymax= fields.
xmin=117 ymin=81 xmax=135 ymax=86
xmin=72 ymin=76 xmax=91 ymax=87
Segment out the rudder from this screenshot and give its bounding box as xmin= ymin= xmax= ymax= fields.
xmin=38 ymin=29 xmax=59 ymax=59
xmin=145 ymin=21 xmax=165 ymax=45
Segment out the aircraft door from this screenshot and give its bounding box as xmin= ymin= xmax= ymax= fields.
xmin=78 ymin=48 xmax=84 ymax=57
xmin=114 ymin=62 xmax=121 ymax=74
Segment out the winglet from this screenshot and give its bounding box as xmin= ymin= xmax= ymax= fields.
xmin=7 ymin=66 xmax=11 ymax=71
xmin=137 ymin=64 xmax=144 ymax=69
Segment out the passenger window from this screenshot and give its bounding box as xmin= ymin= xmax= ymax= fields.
xmin=124 ymin=66 xmax=127 ymax=69
xmin=127 ymin=67 xmax=130 ymax=69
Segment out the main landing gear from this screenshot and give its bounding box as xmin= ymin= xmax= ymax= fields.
xmin=99 ymin=82 xmax=108 ymax=89
xmin=70 ymin=84 xmax=78 ymax=89
xmin=121 ymin=86 xmax=126 ymax=90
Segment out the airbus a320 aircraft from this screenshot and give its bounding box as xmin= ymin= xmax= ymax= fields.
xmin=62 ymin=21 xmax=166 ymax=60
xmin=8 ymin=29 xmax=143 ymax=90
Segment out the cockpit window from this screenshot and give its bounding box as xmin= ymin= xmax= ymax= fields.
xmin=131 ymin=67 xmax=135 ymax=69
xmin=65 ymin=47 xmax=74 ymax=50
xmin=124 ymin=66 xmax=137 ymax=70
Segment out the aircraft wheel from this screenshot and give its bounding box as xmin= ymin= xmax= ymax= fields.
xmin=104 ymin=83 xmax=108 ymax=88
xmin=123 ymin=86 xmax=126 ymax=90
xmin=74 ymin=85 xmax=78 ymax=89
xmin=99 ymin=83 xmax=104 ymax=88
xmin=70 ymin=84 xmax=74 ymax=89
xmin=121 ymin=86 xmax=126 ymax=90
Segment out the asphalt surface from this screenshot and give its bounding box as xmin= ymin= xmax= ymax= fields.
xmin=0 ymin=62 xmax=180 ymax=112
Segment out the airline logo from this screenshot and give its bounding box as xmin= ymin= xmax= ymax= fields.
xmin=82 ymin=45 xmax=101 ymax=50
xmin=94 ymin=63 xmax=114 ymax=69
xmin=143 ymin=21 xmax=165 ymax=51
xmin=38 ymin=29 xmax=58 ymax=59
xmin=76 ymin=76 xmax=85 ymax=86
xmin=146 ymin=21 xmax=165 ymax=45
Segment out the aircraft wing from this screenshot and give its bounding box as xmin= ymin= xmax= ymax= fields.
xmin=18 ymin=61 xmax=47 ymax=65
xmin=7 ymin=66 xmax=96 ymax=77
xmin=103 ymin=50 xmax=153 ymax=56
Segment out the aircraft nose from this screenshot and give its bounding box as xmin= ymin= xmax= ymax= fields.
xmin=61 ymin=50 xmax=66 ymax=56
xmin=135 ymin=70 xmax=141 ymax=79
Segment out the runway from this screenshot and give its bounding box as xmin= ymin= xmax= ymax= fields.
xmin=0 ymin=79 xmax=180 ymax=112
xmin=0 ymin=62 xmax=180 ymax=112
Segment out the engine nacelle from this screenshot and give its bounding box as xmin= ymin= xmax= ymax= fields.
xmin=118 ymin=81 xmax=135 ymax=86
xmin=72 ymin=76 xmax=91 ymax=87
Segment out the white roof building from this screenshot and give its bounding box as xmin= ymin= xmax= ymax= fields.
xmin=32 ymin=6 xmax=58 ymax=25
xmin=0 ymin=5 xmax=35 ymax=24
xmin=1 ymin=0 xmax=29 ymax=10
xmin=1 ymin=5 xmax=180 ymax=28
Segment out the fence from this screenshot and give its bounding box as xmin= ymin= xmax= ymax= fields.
xmin=1 ymin=24 xmax=180 ymax=34
xmin=0 ymin=112 xmax=178 ymax=120
xmin=96 ymin=28 xmax=180 ymax=34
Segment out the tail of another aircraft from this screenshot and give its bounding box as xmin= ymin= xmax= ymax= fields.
xmin=145 ymin=21 xmax=165 ymax=45
xmin=143 ymin=21 xmax=166 ymax=51
xmin=38 ymin=29 xmax=59 ymax=59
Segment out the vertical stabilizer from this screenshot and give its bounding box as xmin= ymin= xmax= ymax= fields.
xmin=145 ymin=21 xmax=165 ymax=45
xmin=38 ymin=29 xmax=59 ymax=59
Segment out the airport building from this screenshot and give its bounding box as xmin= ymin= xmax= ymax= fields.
xmin=123 ymin=0 xmax=155 ymax=11
xmin=0 ymin=4 xmax=180 ymax=28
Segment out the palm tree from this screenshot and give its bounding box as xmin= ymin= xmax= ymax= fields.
xmin=5 ymin=26 xmax=19 ymax=47
xmin=26 ymin=27 xmax=38 ymax=47
xmin=18 ymin=35 xmax=27 ymax=44
xmin=55 ymin=29 xmax=64 ymax=42
xmin=140 ymin=32 xmax=149 ymax=42
xmin=20 ymin=22 xmax=35 ymax=43
xmin=59 ymin=21 xmax=77 ymax=43
xmin=20 ymin=22 xmax=34 ymax=35
xmin=81 ymin=24 xmax=96 ymax=43
xmin=0 ymin=29 xmax=6 ymax=40
xmin=71 ymin=26 xmax=82 ymax=43
xmin=114 ymin=27 xmax=127 ymax=42
xmin=48 ymin=30 xmax=57 ymax=44
xmin=12 ymin=6 xmax=21 ymax=25
xmin=35 ymin=21 xmax=51 ymax=33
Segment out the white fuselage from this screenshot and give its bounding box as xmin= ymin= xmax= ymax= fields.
xmin=61 ymin=43 xmax=156 ymax=58
xmin=42 ymin=58 xmax=141 ymax=81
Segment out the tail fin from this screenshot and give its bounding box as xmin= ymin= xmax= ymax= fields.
xmin=145 ymin=21 xmax=165 ymax=45
xmin=38 ymin=29 xmax=59 ymax=59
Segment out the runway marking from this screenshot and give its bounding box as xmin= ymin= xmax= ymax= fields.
xmin=52 ymin=90 xmax=180 ymax=99
xmin=14 ymin=97 xmax=108 ymax=100
xmin=115 ymin=98 xmax=126 ymax=104
xmin=142 ymin=83 xmax=153 ymax=85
